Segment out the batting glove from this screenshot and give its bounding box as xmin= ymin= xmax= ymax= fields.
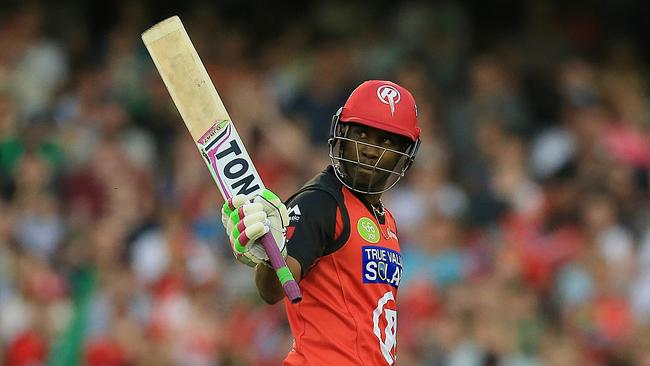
xmin=221 ymin=189 xmax=289 ymax=267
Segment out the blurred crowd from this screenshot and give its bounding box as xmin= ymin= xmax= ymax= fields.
xmin=0 ymin=1 xmax=649 ymax=365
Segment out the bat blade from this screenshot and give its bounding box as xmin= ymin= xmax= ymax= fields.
xmin=141 ymin=16 xmax=222 ymax=138
xmin=142 ymin=16 xmax=261 ymax=200
xmin=142 ymin=16 xmax=301 ymax=303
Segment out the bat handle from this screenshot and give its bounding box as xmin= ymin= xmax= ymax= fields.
xmin=260 ymin=232 xmax=302 ymax=303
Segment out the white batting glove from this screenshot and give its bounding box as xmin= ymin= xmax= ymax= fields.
xmin=221 ymin=189 xmax=289 ymax=267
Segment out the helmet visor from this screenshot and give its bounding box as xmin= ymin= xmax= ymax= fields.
xmin=328 ymin=133 xmax=415 ymax=195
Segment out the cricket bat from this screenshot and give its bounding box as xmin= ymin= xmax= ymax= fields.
xmin=142 ymin=16 xmax=301 ymax=303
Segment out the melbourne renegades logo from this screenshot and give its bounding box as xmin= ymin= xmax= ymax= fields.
xmin=373 ymin=291 xmax=397 ymax=364
xmin=376 ymin=85 xmax=401 ymax=115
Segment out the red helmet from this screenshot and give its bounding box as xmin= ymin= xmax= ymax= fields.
xmin=328 ymin=80 xmax=421 ymax=194
xmin=340 ymin=80 xmax=420 ymax=141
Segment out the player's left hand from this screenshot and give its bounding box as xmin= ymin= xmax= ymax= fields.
xmin=221 ymin=189 xmax=289 ymax=267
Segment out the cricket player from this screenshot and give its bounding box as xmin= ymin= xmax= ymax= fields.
xmin=222 ymin=80 xmax=421 ymax=365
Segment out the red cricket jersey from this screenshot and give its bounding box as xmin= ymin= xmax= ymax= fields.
xmin=283 ymin=186 xmax=402 ymax=365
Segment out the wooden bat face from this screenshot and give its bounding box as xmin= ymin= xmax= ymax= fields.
xmin=142 ymin=16 xmax=264 ymax=200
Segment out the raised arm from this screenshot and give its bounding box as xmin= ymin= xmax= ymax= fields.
xmin=255 ymin=256 xmax=302 ymax=304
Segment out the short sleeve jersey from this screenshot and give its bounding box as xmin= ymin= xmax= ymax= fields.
xmin=283 ymin=166 xmax=403 ymax=366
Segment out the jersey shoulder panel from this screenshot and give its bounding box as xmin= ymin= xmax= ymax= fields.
xmin=285 ymin=167 xmax=351 ymax=275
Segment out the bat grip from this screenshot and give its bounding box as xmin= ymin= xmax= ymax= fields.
xmin=261 ymin=232 xmax=302 ymax=303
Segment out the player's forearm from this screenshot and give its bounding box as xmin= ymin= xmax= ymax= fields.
xmin=255 ymin=256 xmax=302 ymax=304
xmin=255 ymin=264 xmax=284 ymax=304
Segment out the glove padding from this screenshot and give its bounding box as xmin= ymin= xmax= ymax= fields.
xmin=221 ymin=189 xmax=289 ymax=267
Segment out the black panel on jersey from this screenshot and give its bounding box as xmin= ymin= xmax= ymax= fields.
xmin=285 ymin=166 xmax=351 ymax=277
xmin=285 ymin=165 xmax=391 ymax=276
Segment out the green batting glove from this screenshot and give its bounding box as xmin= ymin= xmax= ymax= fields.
xmin=221 ymin=189 xmax=288 ymax=267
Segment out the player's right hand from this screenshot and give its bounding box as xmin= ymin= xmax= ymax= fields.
xmin=221 ymin=189 xmax=289 ymax=267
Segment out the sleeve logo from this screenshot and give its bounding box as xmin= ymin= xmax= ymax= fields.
xmin=362 ymin=246 xmax=402 ymax=288
xmin=288 ymin=204 xmax=301 ymax=223
xmin=358 ymin=217 xmax=380 ymax=243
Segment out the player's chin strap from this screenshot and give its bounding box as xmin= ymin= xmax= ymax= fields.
xmin=327 ymin=107 xmax=420 ymax=195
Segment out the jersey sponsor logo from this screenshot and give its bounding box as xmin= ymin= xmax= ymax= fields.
xmin=288 ymin=204 xmax=301 ymax=223
xmin=373 ymin=291 xmax=397 ymax=365
xmin=358 ymin=217 xmax=380 ymax=243
xmin=376 ymin=85 xmax=401 ymax=116
xmin=386 ymin=227 xmax=398 ymax=241
xmin=362 ymin=246 xmax=402 ymax=288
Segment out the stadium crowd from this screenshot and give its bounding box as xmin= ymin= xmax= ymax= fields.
xmin=0 ymin=1 xmax=649 ymax=365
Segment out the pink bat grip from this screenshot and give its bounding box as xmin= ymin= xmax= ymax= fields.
xmin=261 ymin=233 xmax=302 ymax=303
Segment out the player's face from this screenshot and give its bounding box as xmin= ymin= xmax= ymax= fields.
xmin=339 ymin=124 xmax=411 ymax=193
